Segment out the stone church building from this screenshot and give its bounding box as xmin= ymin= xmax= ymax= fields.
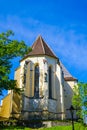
xmin=0 ymin=36 xmax=77 ymax=120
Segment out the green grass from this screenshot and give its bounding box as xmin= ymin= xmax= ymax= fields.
xmin=1 ymin=122 xmax=87 ymax=130
xmin=40 ymin=123 xmax=87 ymax=130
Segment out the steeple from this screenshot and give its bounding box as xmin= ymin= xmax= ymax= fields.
xmin=24 ymin=35 xmax=57 ymax=59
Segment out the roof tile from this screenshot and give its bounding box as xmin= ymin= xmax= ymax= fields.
xmin=25 ymin=35 xmax=57 ymax=58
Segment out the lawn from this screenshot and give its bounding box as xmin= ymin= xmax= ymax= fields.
xmin=1 ymin=123 xmax=87 ymax=130
xmin=40 ymin=123 xmax=87 ymax=130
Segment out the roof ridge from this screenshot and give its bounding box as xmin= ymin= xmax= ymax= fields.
xmin=32 ymin=35 xmax=40 ymax=49
xmin=40 ymin=36 xmax=45 ymax=54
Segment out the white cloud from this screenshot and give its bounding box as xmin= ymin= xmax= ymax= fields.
xmin=53 ymin=30 xmax=87 ymax=70
xmin=0 ymin=15 xmax=87 ymax=71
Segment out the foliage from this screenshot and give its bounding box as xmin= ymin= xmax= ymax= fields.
xmin=72 ymin=82 xmax=87 ymax=119
xmin=0 ymin=30 xmax=31 ymax=95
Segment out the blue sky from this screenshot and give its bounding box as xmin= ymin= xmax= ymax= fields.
xmin=0 ymin=0 xmax=87 ymax=99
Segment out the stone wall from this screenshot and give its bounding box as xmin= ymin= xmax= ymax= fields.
xmin=64 ymin=80 xmax=77 ymax=119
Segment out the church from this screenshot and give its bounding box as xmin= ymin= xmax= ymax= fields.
xmin=0 ymin=36 xmax=77 ymax=120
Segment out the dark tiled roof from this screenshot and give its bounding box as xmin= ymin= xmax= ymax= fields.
xmin=23 ymin=35 xmax=57 ymax=59
xmin=64 ymin=77 xmax=77 ymax=81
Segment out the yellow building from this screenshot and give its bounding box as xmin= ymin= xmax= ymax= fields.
xmin=0 ymin=36 xmax=77 ymax=120
xmin=0 ymin=94 xmax=11 ymax=119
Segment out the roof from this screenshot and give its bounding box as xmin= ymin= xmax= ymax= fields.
xmin=22 ymin=35 xmax=57 ymax=60
xmin=60 ymin=62 xmax=77 ymax=81
xmin=20 ymin=35 xmax=77 ymax=81
xmin=64 ymin=77 xmax=77 ymax=81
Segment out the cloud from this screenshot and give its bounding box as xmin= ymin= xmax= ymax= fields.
xmin=53 ymin=29 xmax=87 ymax=70
xmin=0 ymin=15 xmax=87 ymax=71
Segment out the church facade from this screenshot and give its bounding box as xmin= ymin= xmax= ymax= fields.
xmin=0 ymin=36 xmax=77 ymax=120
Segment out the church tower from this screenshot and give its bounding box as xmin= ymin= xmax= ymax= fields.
xmin=0 ymin=36 xmax=77 ymax=120
xmin=18 ymin=36 xmax=65 ymax=120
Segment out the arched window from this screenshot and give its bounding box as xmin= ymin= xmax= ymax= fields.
xmin=34 ymin=65 xmax=39 ymax=98
xmin=49 ymin=66 xmax=52 ymax=99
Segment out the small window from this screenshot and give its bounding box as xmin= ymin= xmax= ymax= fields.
xmin=44 ymin=73 xmax=47 ymax=82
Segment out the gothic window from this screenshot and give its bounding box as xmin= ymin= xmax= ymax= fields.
xmin=49 ymin=66 xmax=52 ymax=99
xmin=34 ymin=65 xmax=39 ymax=98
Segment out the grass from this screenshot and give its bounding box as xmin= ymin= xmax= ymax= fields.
xmin=1 ymin=122 xmax=87 ymax=130
xmin=39 ymin=123 xmax=87 ymax=130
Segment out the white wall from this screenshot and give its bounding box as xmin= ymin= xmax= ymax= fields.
xmin=64 ymin=80 xmax=77 ymax=119
xmin=20 ymin=56 xmax=62 ymax=114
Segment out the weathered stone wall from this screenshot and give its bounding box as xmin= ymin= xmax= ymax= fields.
xmin=15 ymin=66 xmax=21 ymax=88
xmin=64 ymin=80 xmax=77 ymax=119
xmin=20 ymin=55 xmax=61 ymax=120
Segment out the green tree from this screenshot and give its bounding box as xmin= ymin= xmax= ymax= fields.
xmin=0 ymin=30 xmax=31 ymax=95
xmin=72 ymin=82 xmax=87 ymax=119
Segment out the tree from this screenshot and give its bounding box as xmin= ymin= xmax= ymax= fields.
xmin=0 ymin=30 xmax=31 ymax=95
xmin=72 ymin=82 xmax=87 ymax=119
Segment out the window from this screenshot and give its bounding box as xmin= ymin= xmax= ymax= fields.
xmin=34 ymin=65 xmax=39 ymax=98
xmin=49 ymin=66 xmax=52 ymax=98
xmin=44 ymin=73 xmax=47 ymax=82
